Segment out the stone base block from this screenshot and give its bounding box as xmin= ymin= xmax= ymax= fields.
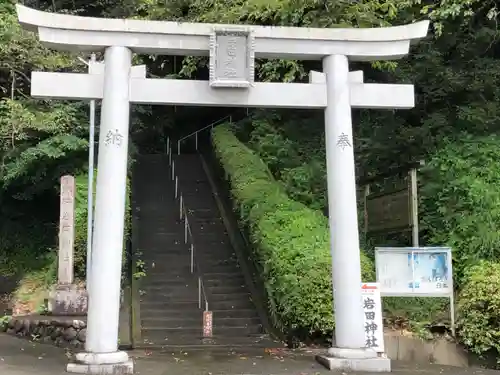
xmin=316 ymin=355 xmax=391 ymax=372
xmin=75 ymin=351 xmax=129 ymax=364
xmin=66 ymin=360 xmax=134 ymax=374
xmin=48 ymin=284 xmax=88 ymax=316
xmin=316 ymin=348 xmax=391 ymax=372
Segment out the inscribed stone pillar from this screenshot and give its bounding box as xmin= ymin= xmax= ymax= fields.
xmin=48 ymin=175 xmax=88 ymax=316
xmin=58 ymin=174 xmax=75 ymax=284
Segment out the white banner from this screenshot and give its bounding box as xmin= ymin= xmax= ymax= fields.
xmin=361 ymin=282 xmax=385 ymax=353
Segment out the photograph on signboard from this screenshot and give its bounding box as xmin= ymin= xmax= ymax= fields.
xmin=375 ymin=247 xmax=453 ymax=296
xmin=375 ymin=251 xmax=411 ymax=294
xmin=411 ymin=251 xmax=450 ymax=290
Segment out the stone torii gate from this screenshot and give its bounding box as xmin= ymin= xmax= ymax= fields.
xmin=16 ymin=5 xmax=428 ymax=374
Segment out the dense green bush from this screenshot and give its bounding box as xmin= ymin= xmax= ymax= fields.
xmin=421 ymin=135 xmax=500 ymax=285
xmin=458 ymin=261 xmax=500 ymax=357
xmin=212 ymin=124 xmax=374 ymax=334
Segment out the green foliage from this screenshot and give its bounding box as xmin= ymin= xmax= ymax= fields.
xmin=73 ymin=170 xmax=132 ymax=278
xmin=458 ymin=261 xmax=500 ymax=357
xmin=132 ymin=0 xmax=417 ymax=80
xmin=0 ymin=198 xmax=57 ymax=277
xmin=0 ymin=1 xmax=88 ymax=200
xmin=212 ymin=124 xmax=374 ymax=334
xmin=73 ymin=172 xmax=94 ymax=277
xmin=238 ymin=111 xmax=327 ymax=212
xmin=383 ymin=297 xmax=450 ymax=335
xmin=421 ymin=135 xmax=500 ymax=285
xmin=421 ymin=0 xmax=498 ymax=36
xmin=0 ymin=315 xmax=12 ymax=330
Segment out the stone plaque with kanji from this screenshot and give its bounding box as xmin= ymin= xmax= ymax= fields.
xmin=59 ymin=175 xmax=75 ymax=285
xmin=209 ymin=28 xmax=255 ymax=88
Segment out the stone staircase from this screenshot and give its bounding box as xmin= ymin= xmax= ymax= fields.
xmin=133 ymin=153 xmax=278 ymax=350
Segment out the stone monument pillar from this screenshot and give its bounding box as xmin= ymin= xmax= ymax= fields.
xmin=48 ymin=175 xmax=88 ymax=315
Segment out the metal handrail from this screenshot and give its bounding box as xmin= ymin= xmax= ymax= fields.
xmin=166 ymin=137 xmax=209 ymax=312
xmin=177 ymin=115 xmax=233 ymax=155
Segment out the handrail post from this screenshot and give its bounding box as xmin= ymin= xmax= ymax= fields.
xmin=184 ymin=218 xmax=188 ymax=244
xmin=177 ymin=140 xmax=180 ymax=155
xmin=195 ymin=132 xmax=198 ymax=151
xmin=190 ymin=243 xmax=194 ymax=274
xmin=171 ymin=161 xmax=175 ymax=180
xmin=198 ymin=277 xmax=201 ymax=309
xmin=205 ymin=301 xmax=208 ymax=312
xmin=168 ymin=147 xmax=172 ymax=165
xmin=175 ymin=177 xmax=178 ymax=199
xmin=179 ymin=195 xmax=183 ymax=220
xmin=166 ymin=136 xmax=170 ymax=155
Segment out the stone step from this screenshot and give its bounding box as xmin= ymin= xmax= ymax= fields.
xmin=142 ymin=325 xmax=262 ymax=336
xmin=140 ymin=308 xmax=259 ymax=320
xmin=141 ymin=297 xmax=255 ymax=311
xmin=201 ymin=264 xmax=242 ymax=273
xmin=206 ymin=285 xmax=249 ymax=294
xmin=144 ymin=271 xmax=196 ymax=279
xmin=141 ymin=254 xmax=238 ymax=266
xmin=141 ymin=277 xmax=196 ymax=286
xmin=142 ymin=254 xmax=190 ymax=264
xmin=203 ymin=272 xmax=246 ymax=281
xmin=207 ymin=299 xmax=256 ymax=311
xmin=203 ymin=277 xmax=246 ymax=288
xmin=209 ymin=292 xmax=252 ymax=302
xmin=141 ymin=281 xmax=198 ymax=291
xmin=140 ymin=301 xmax=199 ymax=309
xmin=139 ymin=237 xmax=188 ymax=246
xmin=134 ymin=154 xmax=269 ymax=351
xmin=140 ymin=296 xmax=199 ymax=304
xmin=142 ymin=279 xmax=246 ymax=290
xmin=141 ymin=316 xmax=261 ymax=329
xmin=139 ymin=287 xmax=198 ymax=297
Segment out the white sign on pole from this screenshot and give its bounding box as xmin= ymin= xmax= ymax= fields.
xmin=361 ymin=282 xmax=385 ymax=353
xmin=375 ymin=247 xmax=455 ymax=335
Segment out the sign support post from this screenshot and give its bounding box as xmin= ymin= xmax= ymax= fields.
xmin=375 ymin=247 xmax=455 ymax=337
xmin=409 ymin=168 xmax=419 ymax=247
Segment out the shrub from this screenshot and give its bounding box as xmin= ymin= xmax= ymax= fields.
xmin=211 ymin=124 xmax=374 ymax=334
xmin=421 ymin=135 xmax=500 ymax=285
xmin=458 ymin=261 xmax=500 ymax=357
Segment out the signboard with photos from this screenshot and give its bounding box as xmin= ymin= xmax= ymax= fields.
xmin=374 ymin=247 xmax=455 ymax=335
xmin=375 ymin=247 xmax=453 ymax=297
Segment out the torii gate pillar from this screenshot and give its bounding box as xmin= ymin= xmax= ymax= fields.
xmin=323 ymin=54 xmax=365 ymax=350
xmin=81 ymin=46 xmax=133 ymax=371
xmin=16 ymin=5 xmax=428 ymax=373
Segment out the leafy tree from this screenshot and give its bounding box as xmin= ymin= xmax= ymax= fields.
xmin=0 ymin=0 xmax=88 ymax=200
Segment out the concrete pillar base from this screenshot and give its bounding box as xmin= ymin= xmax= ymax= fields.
xmin=316 ymin=348 xmax=391 ymax=372
xmin=66 ymin=361 xmax=134 ymax=374
xmin=66 ymin=351 xmax=133 ymax=374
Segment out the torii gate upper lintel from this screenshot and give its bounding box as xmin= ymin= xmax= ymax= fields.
xmin=16 ymin=5 xmax=429 ymax=374
xmin=17 ymin=4 xmax=428 ymax=60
